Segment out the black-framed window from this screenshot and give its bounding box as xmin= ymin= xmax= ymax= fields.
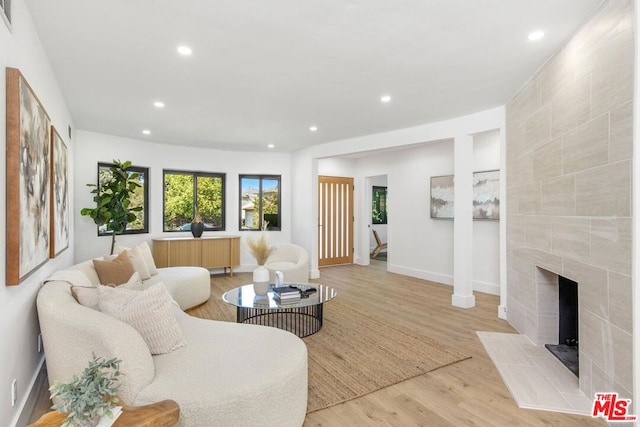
xmin=372 ymin=186 xmax=387 ymax=224
xmin=240 ymin=175 xmax=281 ymax=231
xmin=97 ymin=162 xmax=149 ymax=236
xmin=163 ymin=170 xmax=225 ymax=232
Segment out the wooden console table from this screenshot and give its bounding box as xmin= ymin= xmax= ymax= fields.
xmin=30 ymin=399 xmax=179 ymax=427
xmin=153 ymin=236 xmax=240 ymax=276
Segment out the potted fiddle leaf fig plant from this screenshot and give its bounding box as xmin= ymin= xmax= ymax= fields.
xmin=49 ymin=353 xmax=123 ymax=427
xmin=81 ymin=160 xmax=142 ymax=255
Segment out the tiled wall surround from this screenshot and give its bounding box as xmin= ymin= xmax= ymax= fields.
xmin=505 ymin=0 xmax=633 ymax=400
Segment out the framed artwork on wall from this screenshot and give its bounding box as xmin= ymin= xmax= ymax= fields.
xmin=372 ymin=186 xmax=387 ymax=224
xmin=430 ymin=175 xmax=454 ymax=219
xmin=473 ymin=169 xmax=500 ymax=220
xmin=6 ymin=67 xmax=51 ymax=285
xmin=50 ymin=126 xmax=70 ymax=257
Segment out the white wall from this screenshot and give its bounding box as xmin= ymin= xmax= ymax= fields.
xmin=290 ymin=153 xmax=318 ymax=278
xmin=472 ymin=130 xmax=500 ymax=294
xmin=359 ymin=141 xmax=455 ymax=284
xmin=74 ymin=131 xmax=293 ymax=270
xmin=0 ymin=1 xmax=76 ymax=424
xmin=291 ymin=107 xmax=505 ymax=297
xmin=318 ymin=157 xmax=357 ymax=177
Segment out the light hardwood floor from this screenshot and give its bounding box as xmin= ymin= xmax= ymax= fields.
xmin=30 ymin=260 xmax=605 ymax=426
xmin=296 ymin=260 xmax=606 ymax=426
xmin=196 ymin=260 xmax=604 ymax=427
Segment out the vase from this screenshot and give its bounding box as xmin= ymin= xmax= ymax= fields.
xmin=253 ymin=265 xmax=270 ymax=295
xmin=190 ymin=221 xmax=204 ymax=238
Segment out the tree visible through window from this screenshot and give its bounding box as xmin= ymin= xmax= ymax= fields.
xmin=163 ymin=170 xmax=225 ymax=231
xmin=240 ymin=175 xmax=280 ymax=230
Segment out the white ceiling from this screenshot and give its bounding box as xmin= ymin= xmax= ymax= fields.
xmin=25 ymin=0 xmax=603 ymax=152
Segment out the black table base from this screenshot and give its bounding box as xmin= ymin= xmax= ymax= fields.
xmin=236 ymin=303 xmax=323 ymax=337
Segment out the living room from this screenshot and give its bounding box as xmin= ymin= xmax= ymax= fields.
xmin=2 ymin=0 xmax=638 ymax=426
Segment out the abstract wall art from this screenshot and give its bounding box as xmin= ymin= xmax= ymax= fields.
xmin=6 ymin=67 xmax=51 ymax=285
xmin=430 ymin=175 xmax=454 ymax=219
xmin=429 ymin=171 xmax=500 ymax=221
xmin=50 ymin=126 xmax=69 ymax=257
xmin=473 ymin=169 xmax=500 ymax=220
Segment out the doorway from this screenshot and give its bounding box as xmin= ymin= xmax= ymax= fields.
xmin=368 ymin=175 xmax=388 ymax=264
xmin=318 ymin=175 xmax=353 ymax=266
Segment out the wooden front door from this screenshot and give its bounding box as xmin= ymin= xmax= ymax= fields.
xmin=318 ymin=176 xmax=354 ymax=266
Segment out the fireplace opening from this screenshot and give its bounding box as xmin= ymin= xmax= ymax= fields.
xmin=545 ymin=276 xmax=579 ymax=377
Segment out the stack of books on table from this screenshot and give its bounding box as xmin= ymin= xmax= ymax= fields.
xmin=272 ymin=286 xmax=301 ymax=303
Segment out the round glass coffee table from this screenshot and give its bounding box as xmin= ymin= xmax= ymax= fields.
xmin=222 ymin=283 xmax=336 ymax=337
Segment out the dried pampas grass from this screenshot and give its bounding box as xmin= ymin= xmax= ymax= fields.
xmin=246 ymin=234 xmax=272 ymax=265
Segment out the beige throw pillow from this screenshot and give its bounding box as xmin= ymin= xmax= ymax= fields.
xmin=98 ymin=283 xmax=185 ymax=354
xmin=70 ymin=286 xmax=100 ymax=310
xmin=71 ymin=272 xmax=145 ymax=310
xmin=93 ymin=251 xmax=135 ymax=285
xmin=116 ymin=246 xmax=151 ymax=280
xmin=137 ymin=241 xmax=159 ymax=276
xmin=119 ymin=271 xmax=145 ymax=291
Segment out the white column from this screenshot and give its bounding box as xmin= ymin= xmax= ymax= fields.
xmin=452 ymin=134 xmax=475 ymax=308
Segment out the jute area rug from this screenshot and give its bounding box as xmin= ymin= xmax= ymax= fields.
xmin=191 ymin=298 xmax=470 ymax=413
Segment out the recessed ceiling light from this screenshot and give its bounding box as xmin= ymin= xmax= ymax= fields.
xmin=177 ymin=45 xmax=192 ymax=56
xmin=528 ymin=30 xmax=545 ymax=41
xmin=267 ymin=144 xmax=275 ymax=148
xmin=142 ymin=129 xmax=151 ymax=135
xmin=309 ymin=126 xmax=318 ymax=132
xmin=153 ymin=101 xmax=165 ymax=108
xmin=380 ymin=95 xmax=391 ymax=103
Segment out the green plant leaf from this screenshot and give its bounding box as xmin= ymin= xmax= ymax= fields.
xmin=80 ymin=160 xmax=142 ymax=251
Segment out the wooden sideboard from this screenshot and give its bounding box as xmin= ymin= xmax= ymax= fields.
xmin=153 ymin=236 xmax=240 ymax=276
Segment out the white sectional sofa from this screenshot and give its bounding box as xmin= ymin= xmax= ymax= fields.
xmin=37 ymin=252 xmax=308 ymax=427
xmin=66 ymin=258 xmax=212 ymax=310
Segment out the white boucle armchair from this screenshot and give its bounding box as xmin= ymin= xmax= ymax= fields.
xmin=265 ymin=243 xmax=310 ymax=283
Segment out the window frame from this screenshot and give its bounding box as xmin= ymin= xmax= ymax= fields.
xmin=96 ymin=162 xmax=149 ymax=236
xmin=162 ymin=169 xmax=226 ymax=232
xmin=239 ymin=174 xmax=281 ymax=231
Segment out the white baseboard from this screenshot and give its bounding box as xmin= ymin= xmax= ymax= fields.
xmin=233 ymin=264 xmax=254 ymax=274
xmin=473 ymin=280 xmax=500 ymax=295
xmin=14 ymin=356 xmax=47 ymax=427
xmin=498 ymin=304 xmax=508 ymax=320
xmin=388 ymin=264 xmax=453 ymax=286
xmin=387 ymin=265 xmax=500 ymax=296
